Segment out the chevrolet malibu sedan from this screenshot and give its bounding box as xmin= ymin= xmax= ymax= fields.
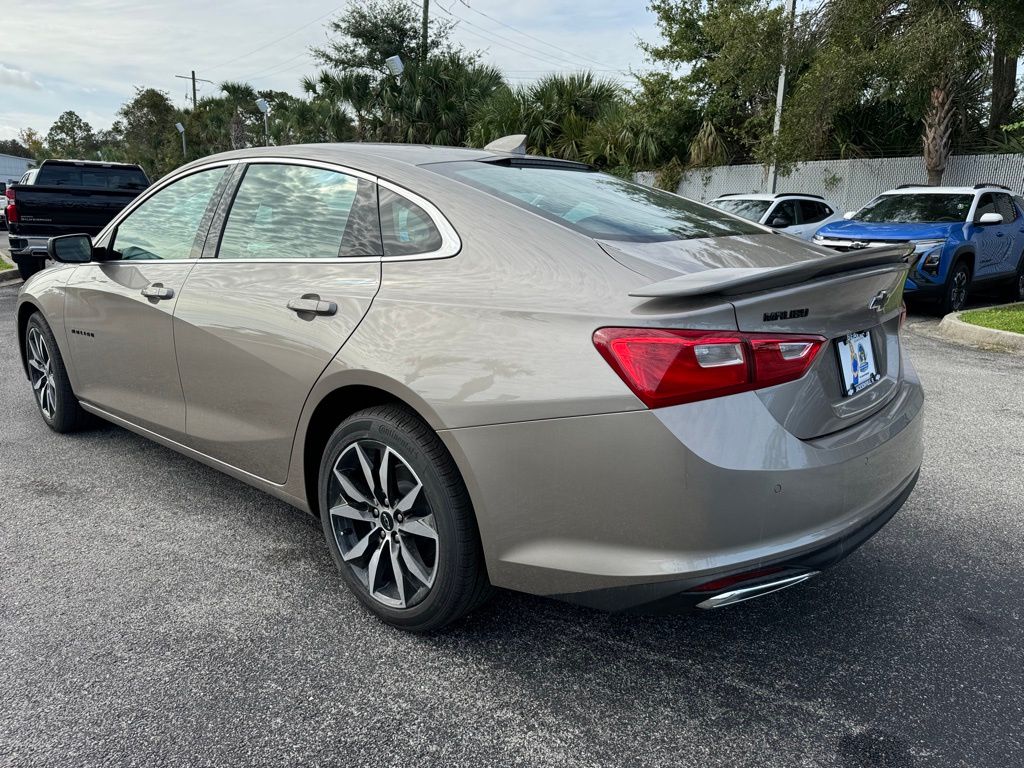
xmin=16 ymin=143 xmax=924 ymax=631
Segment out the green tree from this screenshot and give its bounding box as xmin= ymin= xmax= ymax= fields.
xmin=0 ymin=139 xmax=33 ymax=159
xmin=45 ymin=111 xmax=95 ymax=158
xmin=114 ymin=87 xmax=184 ymax=177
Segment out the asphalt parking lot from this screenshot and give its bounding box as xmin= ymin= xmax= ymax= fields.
xmin=1 ymin=279 xmax=1022 ymax=768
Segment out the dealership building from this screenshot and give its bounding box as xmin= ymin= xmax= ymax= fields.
xmin=0 ymin=153 xmax=35 ymax=185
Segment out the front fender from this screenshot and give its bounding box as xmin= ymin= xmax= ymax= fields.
xmin=16 ymin=265 xmax=76 ymax=383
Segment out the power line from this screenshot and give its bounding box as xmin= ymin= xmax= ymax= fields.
xmin=206 ymin=4 xmax=343 ymax=73
xmin=240 ymin=51 xmax=313 ymax=82
xmin=439 ymin=4 xmax=606 ymax=70
xmin=456 ymin=1 xmax=618 ymax=70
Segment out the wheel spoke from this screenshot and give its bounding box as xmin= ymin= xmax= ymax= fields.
xmin=399 ymin=516 xmax=438 ymax=541
xmin=329 ymin=501 xmax=374 ymax=523
xmin=353 ymin=443 xmax=378 ymax=501
xmin=342 ymin=529 xmax=377 ymax=562
xmin=366 ymin=539 xmax=386 ymax=595
xmin=333 ymin=467 xmax=373 ymax=508
xmin=399 ymin=535 xmax=434 ymax=587
xmin=394 ymin=480 xmax=423 ymax=514
xmin=33 ymin=376 xmax=44 ymax=391
xmin=378 ymin=447 xmax=392 ymax=504
xmin=28 ymin=357 xmax=44 ymax=373
xmin=389 ymin=539 xmax=406 ymax=607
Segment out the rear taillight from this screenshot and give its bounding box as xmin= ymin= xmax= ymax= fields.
xmin=4 ymin=187 xmax=16 ymax=224
xmin=593 ymin=327 xmax=826 ymax=408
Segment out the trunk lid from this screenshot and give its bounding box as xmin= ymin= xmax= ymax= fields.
xmin=603 ymin=234 xmax=911 ymax=439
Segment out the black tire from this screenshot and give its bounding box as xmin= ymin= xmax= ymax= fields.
xmin=318 ymin=404 xmax=491 ymax=632
xmin=939 ymin=260 xmax=971 ymax=315
xmin=23 ymin=312 xmax=93 ymax=433
xmin=1008 ymin=254 xmax=1024 ymax=303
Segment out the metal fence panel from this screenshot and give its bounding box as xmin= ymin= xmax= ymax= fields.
xmin=646 ymin=154 xmax=1024 ymax=213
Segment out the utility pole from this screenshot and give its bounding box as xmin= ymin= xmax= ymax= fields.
xmin=175 ymin=71 xmax=214 ymax=107
xmin=768 ymin=0 xmax=797 ymax=194
xmin=421 ymin=0 xmax=429 ymax=61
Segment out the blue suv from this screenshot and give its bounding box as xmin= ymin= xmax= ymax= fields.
xmin=814 ymin=185 xmax=1024 ymax=314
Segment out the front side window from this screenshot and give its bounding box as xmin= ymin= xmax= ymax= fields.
xmin=799 ymin=200 xmax=831 ymax=223
xmin=111 ymin=167 xmax=226 ymax=261
xmin=218 ymin=164 xmax=380 ymax=260
xmin=770 ymin=200 xmax=799 ymax=227
xmin=994 ymin=193 xmax=1017 ymax=222
xmin=855 ymin=193 xmax=973 ymax=223
xmin=432 ymin=161 xmax=763 ymax=242
xmin=710 ymin=198 xmax=771 ymax=223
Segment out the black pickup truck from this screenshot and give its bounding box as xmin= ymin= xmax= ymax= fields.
xmin=5 ymin=159 xmax=150 ymax=279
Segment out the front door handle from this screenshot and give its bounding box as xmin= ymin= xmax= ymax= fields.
xmin=287 ymin=295 xmax=337 ymax=316
xmin=141 ymin=284 xmax=174 ymax=300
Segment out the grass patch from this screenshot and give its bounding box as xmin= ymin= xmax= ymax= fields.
xmin=0 ymin=257 xmax=12 ymax=272
xmin=961 ymin=304 xmax=1024 ymax=335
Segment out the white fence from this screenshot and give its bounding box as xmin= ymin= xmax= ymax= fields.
xmin=639 ymin=153 xmax=1024 ymax=213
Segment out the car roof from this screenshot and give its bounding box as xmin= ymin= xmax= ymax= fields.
xmin=879 ymin=186 xmax=1007 ymax=195
xmin=711 ymin=193 xmax=828 ymax=202
xmin=41 ymin=158 xmax=145 ymax=170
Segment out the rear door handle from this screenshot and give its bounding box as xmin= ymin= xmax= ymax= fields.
xmin=287 ymin=296 xmax=337 ymax=316
xmin=141 ymin=284 xmax=174 ymax=300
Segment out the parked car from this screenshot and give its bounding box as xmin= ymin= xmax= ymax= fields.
xmin=16 ymin=143 xmax=924 ymax=631
xmin=5 ymin=159 xmax=149 ymax=280
xmin=0 ymin=183 xmax=6 ymax=230
xmin=708 ymin=192 xmax=841 ymax=240
xmin=814 ymin=184 xmax=1024 ymax=313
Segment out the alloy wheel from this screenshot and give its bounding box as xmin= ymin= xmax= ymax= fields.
xmin=26 ymin=327 xmax=56 ymax=421
xmin=950 ymin=269 xmax=968 ymax=312
xmin=328 ymin=440 xmax=439 ymax=609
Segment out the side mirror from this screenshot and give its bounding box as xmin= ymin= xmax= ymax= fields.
xmin=47 ymin=234 xmax=93 ymax=263
xmin=843 ymin=211 xmax=857 ymax=220
xmin=977 ymin=212 xmax=1004 ymax=226
xmin=768 ymin=216 xmax=790 ymax=228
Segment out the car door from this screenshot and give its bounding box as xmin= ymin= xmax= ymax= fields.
xmin=171 ymin=161 xmax=384 ymax=483
xmin=971 ymin=193 xmax=1011 ymax=278
xmin=992 ymin=193 xmax=1022 ymax=275
xmin=63 ymin=165 xmax=229 ymax=439
xmin=791 ymin=199 xmax=832 ymax=239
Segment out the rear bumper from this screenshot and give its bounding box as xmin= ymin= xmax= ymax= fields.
xmin=8 ymin=235 xmax=49 ymax=259
xmin=441 ymin=359 xmax=924 ymax=606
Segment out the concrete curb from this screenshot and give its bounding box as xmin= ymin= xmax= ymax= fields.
xmin=937 ymin=302 xmax=1024 ymax=353
xmin=0 ymin=268 xmax=20 ymax=283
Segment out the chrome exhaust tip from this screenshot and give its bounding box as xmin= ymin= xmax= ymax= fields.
xmin=696 ymin=571 xmax=819 ymax=610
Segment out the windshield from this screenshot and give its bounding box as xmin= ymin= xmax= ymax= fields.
xmin=431 ymin=161 xmax=764 ymax=242
xmin=854 ymin=193 xmax=972 ymax=223
xmin=710 ymin=198 xmax=772 ymax=222
xmin=36 ymin=164 xmax=150 ymax=191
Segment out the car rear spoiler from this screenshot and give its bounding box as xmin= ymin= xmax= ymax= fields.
xmin=628 ymin=245 xmax=913 ymax=298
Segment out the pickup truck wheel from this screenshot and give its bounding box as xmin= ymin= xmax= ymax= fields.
xmin=940 ymin=261 xmax=971 ymax=315
xmin=24 ymin=313 xmax=93 ymax=433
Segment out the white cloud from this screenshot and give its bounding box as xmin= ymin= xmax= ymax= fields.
xmin=0 ymin=64 xmax=42 ymax=91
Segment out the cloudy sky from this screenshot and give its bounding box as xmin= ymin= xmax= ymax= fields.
xmin=1 ymin=0 xmax=662 ymax=141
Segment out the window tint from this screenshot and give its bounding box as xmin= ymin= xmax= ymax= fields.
xmin=218 ymin=164 xmax=379 ymax=260
xmin=711 ymin=198 xmax=771 ymax=222
xmin=855 ymin=193 xmax=973 ymax=223
xmin=975 ymin=193 xmax=997 ymax=219
xmin=799 ymin=200 xmax=830 ymax=223
xmin=111 ymin=167 xmax=225 ymax=261
xmin=379 ymin=188 xmax=443 ymax=256
xmin=37 ymin=164 xmax=149 ymax=190
xmin=433 ymin=161 xmax=763 ymax=242
xmin=994 ymin=193 xmax=1017 ymax=222
xmin=770 ymin=200 xmax=799 ymax=227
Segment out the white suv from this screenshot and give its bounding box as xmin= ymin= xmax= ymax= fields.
xmin=708 ymin=193 xmax=841 ymax=240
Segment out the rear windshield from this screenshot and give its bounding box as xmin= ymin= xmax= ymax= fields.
xmin=431 ymin=161 xmax=763 ymax=242
xmin=854 ymin=193 xmax=972 ymax=223
xmin=709 ymin=198 xmax=772 ymax=222
xmin=36 ymin=164 xmax=150 ymax=191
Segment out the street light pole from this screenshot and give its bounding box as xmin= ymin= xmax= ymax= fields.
xmin=175 ymin=122 xmax=187 ymax=158
xmin=421 ymin=0 xmax=429 ymax=61
xmin=769 ymin=0 xmax=797 ymax=194
xmin=255 ymin=99 xmax=270 ymax=146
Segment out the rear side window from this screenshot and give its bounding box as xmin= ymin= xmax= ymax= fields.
xmin=379 ymin=188 xmax=443 ymax=256
xmin=799 ymin=200 xmax=831 ymax=223
xmin=432 ymin=161 xmax=762 ymax=242
xmin=218 ymin=164 xmax=380 ymax=260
